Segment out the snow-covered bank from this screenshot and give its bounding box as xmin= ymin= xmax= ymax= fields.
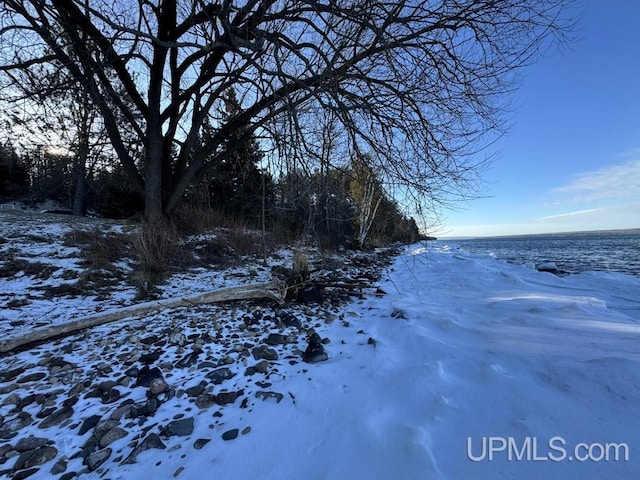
xmin=3 ymin=237 xmax=640 ymax=479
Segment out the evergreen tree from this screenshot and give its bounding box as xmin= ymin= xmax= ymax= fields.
xmin=202 ymin=89 xmax=272 ymax=222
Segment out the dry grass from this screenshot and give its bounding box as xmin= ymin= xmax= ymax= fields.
xmin=293 ymin=249 xmax=309 ymax=279
xmin=173 ymin=205 xmax=249 ymax=235
xmin=0 ymin=257 xmax=56 ymax=278
xmin=63 ymin=229 xmax=132 ymax=270
xmin=133 ymin=222 xmax=180 ymax=279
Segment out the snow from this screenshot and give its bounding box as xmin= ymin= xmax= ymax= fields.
xmin=2 ymin=214 xmax=640 ymax=479
xmin=116 ymin=242 xmax=640 ymax=479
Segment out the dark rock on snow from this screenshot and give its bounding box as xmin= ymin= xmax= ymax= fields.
xmin=193 ymin=438 xmax=211 ymax=450
xmin=206 ymin=367 xmax=235 ymax=385
xmin=85 ymin=447 xmax=111 ymax=471
xmin=78 ymin=415 xmax=102 ymax=436
xmin=135 ymin=366 xmax=164 ymax=388
xmin=255 ymin=391 xmax=284 ymax=404
xmin=13 ymin=445 xmax=58 ymax=470
xmin=302 ymin=332 xmax=329 ymax=363
xmin=162 ymin=417 xmax=194 ymax=437
xmin=122 ymin=433 xmax=166 ymax=465
xmin=252 ymin=345 xmax=278 ymax=361
xmin=221 ymin=429 xmax=239 ymax=441
xmin=37 ymin=407 xmax=73 ymax=429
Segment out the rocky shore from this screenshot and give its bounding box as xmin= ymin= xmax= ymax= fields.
xmin=0 ymin=215 xmax=397 ymax=479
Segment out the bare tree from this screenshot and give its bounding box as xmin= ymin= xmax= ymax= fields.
xmin=0 ymin=0 xmax=576 ymax=225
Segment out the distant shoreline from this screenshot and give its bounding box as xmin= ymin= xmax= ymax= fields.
xmin=441 ymin=227 xmax=640 ymax=241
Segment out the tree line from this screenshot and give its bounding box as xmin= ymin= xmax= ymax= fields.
xmin=0 ymin=91 xmax=420 ymax=247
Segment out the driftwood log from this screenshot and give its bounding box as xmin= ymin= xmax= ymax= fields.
xmin=0 ymin=279 xmax=286 ymax=354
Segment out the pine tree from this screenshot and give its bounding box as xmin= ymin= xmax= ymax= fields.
xmin=204 ymin=88 xmax=271 ymax=222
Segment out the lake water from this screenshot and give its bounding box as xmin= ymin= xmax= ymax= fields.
xmin=446 ymin=230 xmax=640 ymax=277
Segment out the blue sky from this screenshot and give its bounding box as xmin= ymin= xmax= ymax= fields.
xmin=442 ymin=1 xmax=640 ymax=238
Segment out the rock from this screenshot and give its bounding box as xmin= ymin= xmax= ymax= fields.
xmin=193 ymin=438 xmax=211 ymax=450
xmin=536 ymin=261 xmax=561 ymax=273
xmin=12 ymin=468 xmax=39 ymax=480
xmin=139 ymin=350 xmax=162 ymax=364
xmin=390 ymin=308 xmax=408 ymax=319
xmin=0 ymin=366 xmax=28 ymax=383
xmin=95 ymin=362 xmax=112 ymax=373
xmin=215 ymin=390 xmax=243 ymax=405
xmin=162 ymin=417 xmax=194 ymax=437
xmin=298 ymin=285 xmax=323 ymax=303
xmin=264 ymin=333 xmax=286 ymax=345
xmin=279 ymin=312 xmax=302 ymax=329
xmin=13 ymin=436 xmax=49 ymax=452
xmin=68 ymin=382 xmax=85 ymax=397
xmin=2 ymin=393 xmax=20 ymax=406
xmin=16 ymin=394 xmax=36 ymax=410
xmin=149 ymin=377 xmax=169 ymax=395
xmin=100 ymin=388 xmax=121 ymax=404
xmin=0 ymin=383 xmax=18 ymax=395
xmin=0 ymin=412 xmax=33 ymax=439
xmin=245 ymin=360 xmax=269 ymax=376
xmin=96 ymin=380 xmax=117 ymax=391
xmin=198 ymin=361 xmax=217 ymax=369
xmin=16 ymin=372 xmax=46 ymax=384
xmin=186 ymin=383 xmax=206 ymax=398
xmin=0 ymin=443 xmax=11 ymax=457
xmin=140 ymin=335 xmax=159 ymax=345
xmin=241 ymin=426 xmax=251 ymax=435
xmin=109 ymin=403 xmax=133 ymax=421
xmin=37 ymin=407 xmax=73 ymax=429
xmin=168 ymin=331 xmax=187 ymax=346
xmin=131 ymin=399 xmax=159 ymax=418
xmin=252 ymin=345 xmax=278 ymax=361
xmin=195 ymin=394 xmax=217 ymax=410
xmin=122 ymin=433 xmax=166 ymax=465
xmin=218 ymin=356 xmax=235 ymax=366
xmin=14 ymin=446 xmax=58 ymax=470
xmin=46 ymin=357 xmax=72 ymax=370
xmin=50 ymin=458 xmax=67 ymax=474
xmin=221 ymin=429 xmax=239 ymax=441
xmin=135 ymin=366 xmax=164 ymax=387
xmin=302 ymin=332 xmax=328 ymax=363
xmin=92 ymin=418 xmax=118 ymax=436
xmin=36 ymin=407 xmax=55 ymax=419
xmin=78 ymin=415 xmax=101 ymax=435
xmin=85 ymin=447 xmax=111 ymax=471
xmin=255 ymin=391 xmax=284 ymax=404
xmin=206 ymin=367 xmax=234 ymax=385
xmin=99 ymin=427 xmax=128 ymax=448
xmin=175 ymin=351 xmax=200 ymax=369
xmin=62 ymin=396 xmax=79 ymax=408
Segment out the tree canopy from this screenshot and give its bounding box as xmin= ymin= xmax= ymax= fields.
xmin=0 ymin=0 xmax=577 ymax=224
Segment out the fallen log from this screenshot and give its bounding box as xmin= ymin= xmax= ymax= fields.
xmin=0 ymin=279 xmax=287 ymax=355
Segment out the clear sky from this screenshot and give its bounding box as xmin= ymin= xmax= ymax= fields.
xmin=441 ymin=1 xmax=640 ymax=238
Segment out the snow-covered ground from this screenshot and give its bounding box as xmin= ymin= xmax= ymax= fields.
xmin=2 ymin=214 xmax=640 ymax=479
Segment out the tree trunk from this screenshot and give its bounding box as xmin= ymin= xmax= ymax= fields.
xmin=144 ymin=126 xmax=167 ymax=224
xmin=72 ymin=140 xmax=88 ymax=217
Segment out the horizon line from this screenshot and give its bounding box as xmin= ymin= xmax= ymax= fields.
xmin=440 ymin=226 xmax=640 ymax=240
